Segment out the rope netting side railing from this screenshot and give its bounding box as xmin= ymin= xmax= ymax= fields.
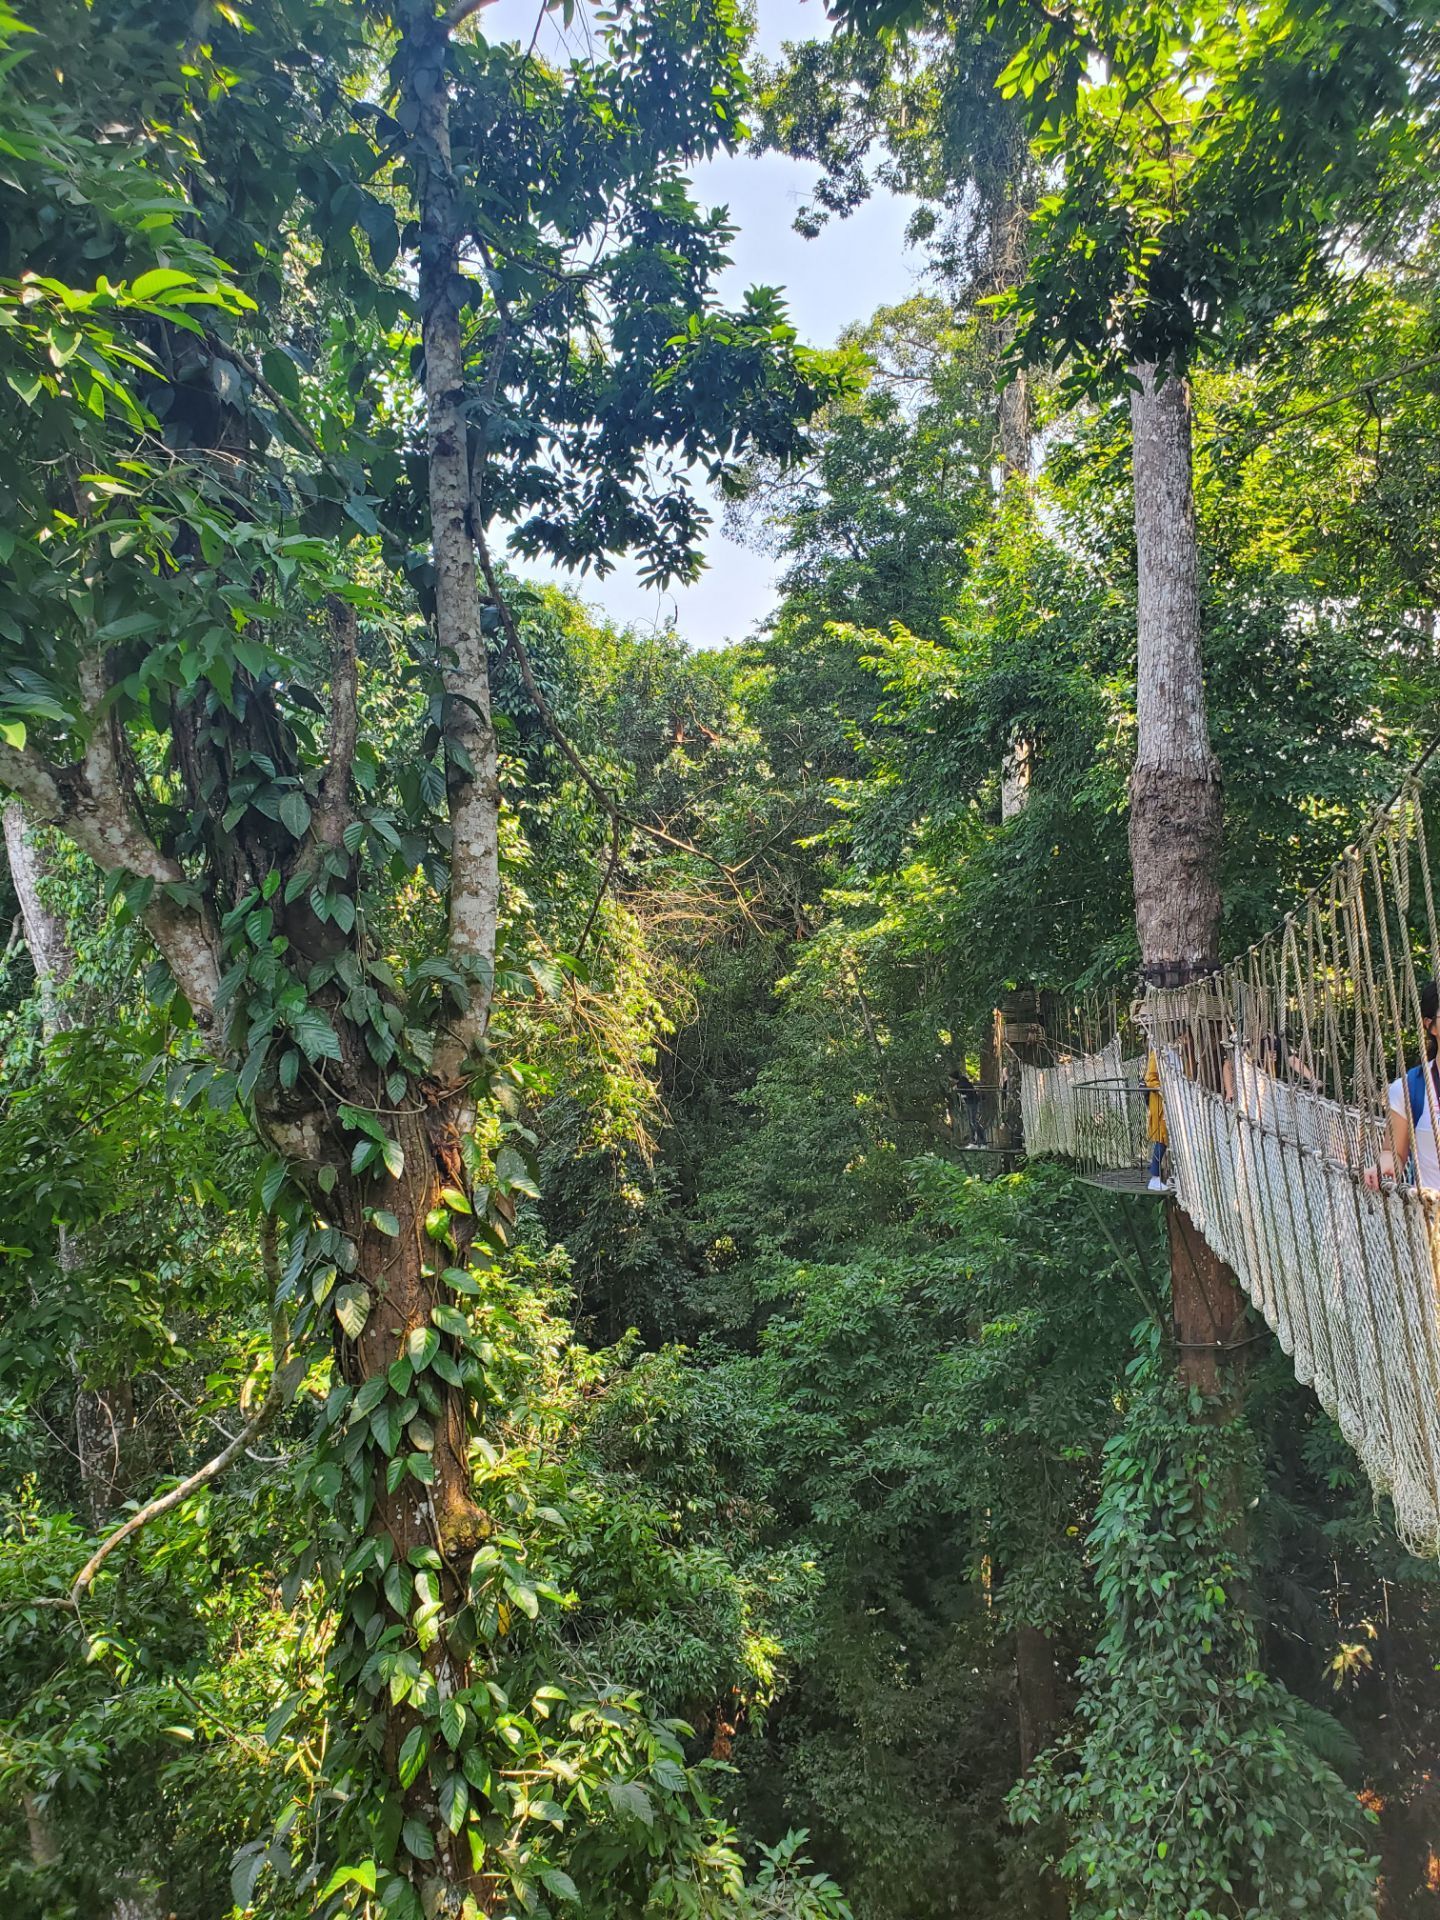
xmin=1150 ymin=765 xmax=1440 ymax=1555
xmin=1015 ymin=754 xmax=1440 ymax=1554
xmin=1014 ymin=996 xmax=1151 ymax=1179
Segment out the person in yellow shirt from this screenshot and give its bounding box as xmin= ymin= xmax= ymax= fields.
xmin=1144 ymin=1050 xmax=1170 ymax=1193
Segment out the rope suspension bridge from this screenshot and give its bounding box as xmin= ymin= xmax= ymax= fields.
xmin=1016 ymin=744 xmax=1440 ymax=1556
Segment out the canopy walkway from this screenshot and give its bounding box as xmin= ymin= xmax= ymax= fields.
xmin=1015 ymin=751 xmax=1440 ymax=1555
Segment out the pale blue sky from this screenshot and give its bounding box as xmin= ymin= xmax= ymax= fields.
xmin=480 ymin=0 xmax=923 ymax=648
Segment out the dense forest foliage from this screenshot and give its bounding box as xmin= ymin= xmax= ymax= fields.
xmin=5 ymin=0 xmax=1440 ymax=1915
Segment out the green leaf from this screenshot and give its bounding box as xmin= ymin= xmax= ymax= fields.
xmin=606 ymin=1779 xmax=654 ymax=1826
xmin=352 ymin=1376 xmax=387 ymax=1418
xmin=131 ymin=267 xmax=199 ymax=299
xmin=540 ymin=1869 xmax=580 ymax=1904
xmin=335 ymin=1281 xmax=371 ymax=1340
xmin=290 ymin=1006 xmax=341 ymax=1063
xmin=261 ymin=346 xmax=303 ymax=407
xmin=384 ymin=1561 xmax=413 ymax=1614
xmin=311 ymin=1461 xmax=342 ymax=1508
xmin=399 ymin=1819 xmax=434 ymax=1863
xmin=320 ymin=1861 xmax=377 ymax=1897
xmin=495 ymin=1144 xmax=540 ymax=1198
xmin=397 ymin=1725 xmax=428 ymax=1790
xmin=230 ymin=1842 xmax=267 ymax=1908
xmin=380 ymin=1872 xmax=423 ymax=1917
xmin=371 ymin=1402 xmax=403 ymax=1457
xmin=506 ymin=1580 xmax=539 ymax=1620
xmin=438 ymin=1772 xmax=469 ymax=1835
xmin=407 ymin=1326 xmax=440 ymax=1371
xmin=95 ymin=610 xmax=160 ymax=642
xmin=279 ymin=790 xmax=311 ymax=838
xmin=429 ymin=1353 xmax=462 ymax=1391
xmin=372 ymin=1209 xmax=400 ymax=1237
xmin=237 ymin=1033 xmax=271 ymax=1104
xmin=431 ymin=1304 xmax=470 ymax=1339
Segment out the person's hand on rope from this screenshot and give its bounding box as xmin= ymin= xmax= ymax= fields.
xmin=1364 ymin=1151 xmax=1398 ymax=1193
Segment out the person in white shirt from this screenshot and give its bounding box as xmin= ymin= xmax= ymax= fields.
xmin=1366 ymin=980 xmax=1440 ymax=1191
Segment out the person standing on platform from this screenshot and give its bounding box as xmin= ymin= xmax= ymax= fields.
xmin=1145 ymin=1049 xmax=1171 ymax=1193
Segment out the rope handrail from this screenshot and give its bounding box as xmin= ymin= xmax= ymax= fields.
xmin=1012 ymin=733 xmax=1440 ymax=1556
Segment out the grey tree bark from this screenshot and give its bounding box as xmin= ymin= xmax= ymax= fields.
xmin=994 ymin=188 xmax=1034 ymax=819
xmin=1128 ymin=366 xmax=1223 ymax=987
xmin=3 ymin=799 xmax=73 ymax=1025
xmin=402 ymin=0 xmax=500 ymax=1089
xmin=1128 ymin=363 xmax=1244 ymax=1392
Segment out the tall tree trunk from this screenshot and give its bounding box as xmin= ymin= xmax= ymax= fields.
xmin=1128 ymin=363 xmax=1244 ymax=1390
xmin=23 ymin=1791 xmax=58 ymax=1868
xmin=392 ymin=0 xmax=495 ymax=1573
xmin=2 ymin=801 xmax=135 ymax=1521
xmin=987 ymin=241 xmax=1064 ymax=1835
xmin=74 ymin=1376 xmax=137 ymax=1529
xmin=401 ymin=0 xmax=500 ymax=1087
xmin=3 ymin=799 xmax=72 ymax=1023
xmin=281 ymin=9 xmax=500 ymax=1898
xmin=1128 ymin=367 xmax=1223 ymax=991
xmin=1000 ymin=736 xmax=1032 ymax=821
xmin=1015 ymin=1625 xmax=1058 ymax=1770
xmin=1016 ymin=1624 xmax=1066 ymax=1917
xmin=993 ymin=185 xmax=1034 ymax=817
xmin=997 ymin=365 xmax=1030 ymax=488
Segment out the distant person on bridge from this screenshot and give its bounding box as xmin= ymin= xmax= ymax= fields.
xmin=949 ymin=1066 xmax=986 ymax=1148
xmin=1144 ymin=1049 xmax=1171 ymax=1193
xmin=1366 ymin=979 xmax=1440 ymax=1192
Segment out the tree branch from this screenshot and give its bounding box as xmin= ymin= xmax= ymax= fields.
xmin=62 ymin=1254 xmax=292 ymax=1611
xmin=0 ymin=679 xmax=221 ymax=1032
xmin=471 ymin=527 xmax=760 ymax=930
xmin=578 ymin=813 xmax=623 ymax=952
xmin=64 ymin=1360 xmax=286 ymax=1607
xmin=442 ymin=0 xmax=499 ymax=27
xmin=2 ymin=800 xmax=72 ymax=998
xmin=208 ymin=334 xmax=326 ymax=465
xmin=1220 ymin=351 xmax=1440 ymax=454
xmin=0 ymin=738 xmax=68 ymax=822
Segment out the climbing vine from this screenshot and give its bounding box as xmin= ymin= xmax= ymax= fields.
xmin=1012 ymin=1333 xmax=1378 ymax=1918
